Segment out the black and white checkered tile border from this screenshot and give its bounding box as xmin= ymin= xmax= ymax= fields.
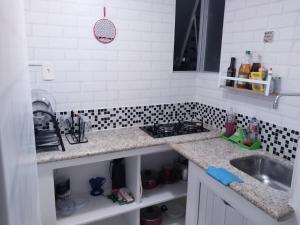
xmin=57 ymin=102 xmax=194 ymax=134
xmin=49 ymin=102 xmax=299 ymax=162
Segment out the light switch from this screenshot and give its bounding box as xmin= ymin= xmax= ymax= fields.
xmin=42 ymin=64 xmax=54 ymax=81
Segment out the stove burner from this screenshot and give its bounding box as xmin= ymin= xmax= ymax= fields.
xmin=140 ymin=121 xmax=209 ymax=138
xmin=181 ymin=121 xmax=200 ymax=131
xmin=158 ymin=124 xmax=175 ymax=133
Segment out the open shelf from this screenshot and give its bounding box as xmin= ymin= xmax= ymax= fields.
xmin=218 ymin=75 xmax=280 ymax=96
xmin=141 ymin=181 xmax=187 ymax=207
xmin=162 ymin=215 xmax=185 ymax=225
xmin=57 ymin=180 xmax=187 ymax=225
xmin=220 ymin=86 xmax=278 ymax=96
xmin=141 ymin=196 xmax=186 ymax=225
xmin=56 ymin=194 xmax=139 ymax=225
xmin=87 ymin=214 xmax=131 ymax=225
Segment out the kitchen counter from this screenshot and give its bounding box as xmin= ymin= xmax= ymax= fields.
xmin=37 ymin=127 xmax=220 ymax=164
xmin=170 ymin=138 xmax=294 ymax=221
xmin=37 ymin=127 xmax=294 ymax=222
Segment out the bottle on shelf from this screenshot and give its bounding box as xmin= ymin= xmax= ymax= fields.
xmin=251 ymin=53 xmax=262 ymax=73
xmin=224 ymin=108 xmax=236 ymax=137
xmin=237 ymin=50 xmax=252 ymax=89
xmin=226 ymin=57 xmax=236 ymax=87
xmin=250 ymin=66 xmax=266 ymax=93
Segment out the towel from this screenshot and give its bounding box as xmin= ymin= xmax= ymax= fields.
xmin=207 ymin=166 xmax=242 ymax=186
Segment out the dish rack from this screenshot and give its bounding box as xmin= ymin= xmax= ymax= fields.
xmin=32 ymin=90 xmax=65 ymax=152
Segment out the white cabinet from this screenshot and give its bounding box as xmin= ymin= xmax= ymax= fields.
xmin=197 ymin=182 xmax=255 ymax=225
xmin=38 ymin=145 xmax=187 ymax=225
xmin=186 ymin=161 xmax=295 ymax=225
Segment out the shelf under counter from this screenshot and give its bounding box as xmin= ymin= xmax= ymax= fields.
xmin=141 ymin=181 xmax=187 ymax=207
xmin=56 ymin=194 xmax=139 ymax=225
xmin=56 ymin=181 xmax=187 ymax=225
xmin=162 ymin=215 xmax=185 ymax=225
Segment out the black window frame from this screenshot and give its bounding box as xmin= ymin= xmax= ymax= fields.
xmin=173 ymin=0 xmax=225 ymax=73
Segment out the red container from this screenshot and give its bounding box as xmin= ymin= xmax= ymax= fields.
xmin=142 ymin=170 xmax=158 ymax=190
xmin=141 ymin=206 xmax=164 ymax=225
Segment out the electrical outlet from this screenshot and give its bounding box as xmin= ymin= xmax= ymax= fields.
xmin=42 ymin=64 xmax=54 ymax=81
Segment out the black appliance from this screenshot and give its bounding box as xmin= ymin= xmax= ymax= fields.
xmin=110 ymin=158 xmax=126 ymax=190
xmin=140 ymin=121 xmax=209 ymax=138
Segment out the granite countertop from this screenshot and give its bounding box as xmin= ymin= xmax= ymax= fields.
xmin=170 ymin=138 xmax=294 ymax=221
xmin=37 ymin=127 xmax=220 ymax=164
xmin=37 ymin=127 xmax=294 ymax=221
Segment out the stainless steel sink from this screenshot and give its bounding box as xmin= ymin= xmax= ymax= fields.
xmin=230 ymin=155 xmax=293 ymax=191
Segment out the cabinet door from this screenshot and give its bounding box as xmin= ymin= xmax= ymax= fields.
xmin=197 ymin=183 xmax=256 ymax=225
xmin=197 ymin=183 xmax=226 ymax=225
xmin=224 ymin=201 xmax=244 ymax=225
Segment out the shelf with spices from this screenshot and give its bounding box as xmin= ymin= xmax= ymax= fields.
xmin=218 ymin=74 xmax=281 ymax=96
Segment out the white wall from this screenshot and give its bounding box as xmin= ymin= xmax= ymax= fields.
xmin=25 ymin=0 xmax=300 ymax=131
xmin=195 ymin=0 xmax=300 ymax=131
xmin=0 ymin=0 xmax=41 ymax=224
xmin=25 ymin=0 xmax=198 ymax=112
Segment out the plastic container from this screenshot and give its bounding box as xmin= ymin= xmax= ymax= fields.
xmin=224 ymin=108 xmax=236 ymax=137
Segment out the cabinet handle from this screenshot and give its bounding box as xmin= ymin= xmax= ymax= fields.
xmin=223 ymin=200 xmax=232 ymax=207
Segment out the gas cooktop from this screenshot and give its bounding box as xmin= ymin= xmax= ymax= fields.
xmin=140 ymin=121 xmax=209 ymax=138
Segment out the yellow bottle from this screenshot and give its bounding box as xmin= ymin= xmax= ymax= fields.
xmin=250 ymin=67 xmax=266 ymax=93
xmin=237 ymin=51 xmax=251 ymax=89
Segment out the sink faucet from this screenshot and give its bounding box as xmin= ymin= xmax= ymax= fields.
xmin=273 ymin=93 xmax=300 ymax=109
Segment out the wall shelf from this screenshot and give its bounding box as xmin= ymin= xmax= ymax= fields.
xmin=218 ymin=75 xmax=280 ymax=97
xmin=219 ymin=86 xmax=278 ymax=96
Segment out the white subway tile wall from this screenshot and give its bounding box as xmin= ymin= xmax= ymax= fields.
xmin=25 ymin=0 xmax=300 ymax=132
xmin=25 ymin=0 xmax=197 ymax=112
xmin=195 ymin=0 xmax=300 ymax=131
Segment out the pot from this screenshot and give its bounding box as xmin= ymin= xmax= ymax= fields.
xmin=142 ymin=170 xmax=158 ymax=189
xmin=140 ymin=205 xmax=167 ymax=225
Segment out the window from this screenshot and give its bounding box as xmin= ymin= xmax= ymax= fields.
xmin=173 ymin=0 xmax=225 ymax=72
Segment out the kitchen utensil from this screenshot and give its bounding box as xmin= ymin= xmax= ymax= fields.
xmin=140 ymin=205 xmax=168 ymax=225
xmin=32 ymin=89 xmax=56 ymax=115
xmin=93 ymin=4 xmax=116 ymax=44
xmin=110 ymin=158 xmax=126 ymax=190
xmin=182 ymin=166 xmax=188 ymax=181
xmin=165 ymin=203 xmax=185 ymax=219
xmin=89 ymin=177 xmax=106 ymax=196
xmin=56 ymin=199 xmax=75 ymax=217
xmin=65 ymin=111 xmax=90 ymax=144
xmin=160 ymin=165 xmax=179 ymax=184
xmin=55 ymin=176 xmax=71 ymax=199
xmin=142 ymin=170 xmax=159 ymax=189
